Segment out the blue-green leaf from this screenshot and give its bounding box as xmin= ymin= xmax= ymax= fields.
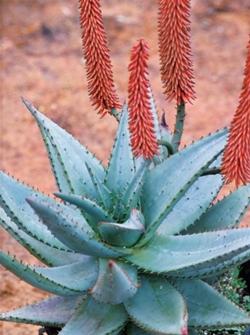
xmin=175 ymin=279 xmax=250 ymax=327
xmin=208 ymin=154 xmax=222 ymax=170
xmin=98 ymin=209 xmax=145 ymax=247
xmin=27 ymin=198 xmax=129 ymax=258
xmin=85 ymin=162 xmax=113 ymax=210
xmin=55 ymin=192 xmax=112 ymax=229
xmin=35 ymin=260 xmax=98 ymax=292
xmin=126 ymin=229 xmax=250 ymax=275
xmin=91 ymin=259 xmax=138 ymax=304
xmin=22 ymin=98 xmax=105 ymax=197
xmin=141 ymin=128 xmax=227 ymax=243
xmin=0 ymin=208 xmax=84 ymax=266
xmin=0 ymin=252 xmax=97 ymax=295
xmin=157 ymin=174 xmax=223 ymax=236
xmin=186 ymin=184 xmax=250 ymax=234
xmin=180 ymin=248 xmax=250 ymax=279
xmin=160 ymin=113 xmax=173 ymax=152
xmin=149 ymin=88 xmax=173 ymax=160
xmin=124 ymin=276 xmax=187 ymax=334
xmin=106 ymin=105 xmax=135 ymax=194
xmin=149 ymin=87 xmax=161 ymax=143
xmin=0 ymin=172 xmax=66 ymax=249
xmin=120 ymin=161 xmax=148 ymax=214
xmin=0 ymin=296 xmax=81 ymax=326
xmin=59 ymin=298 xmax=127 ymax=335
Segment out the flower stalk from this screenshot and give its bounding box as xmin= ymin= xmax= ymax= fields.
xmin=172 ymin=102 xmax=186 ymax=152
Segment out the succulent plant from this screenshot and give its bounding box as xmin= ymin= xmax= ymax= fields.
xmin=0 ymin=97 xmax=250 ymax=334
xmin=1 ymin=0 xmax=250 ymax=334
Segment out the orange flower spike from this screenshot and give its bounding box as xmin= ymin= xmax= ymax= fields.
xmin=222 ymin=38 xmax=250 ymax=186
xmin=128 ymin=39 xmax=159 ymax=159
xmin=79 ymin=0 xmax=121 ymax=116
xmin=158 ymin=0 xmax=196 ymax=104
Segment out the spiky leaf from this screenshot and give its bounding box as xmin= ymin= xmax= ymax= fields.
xmin=119 ymin=161 xmax=148 ymax=214
xmin=85 ymin=162 xmax=113 ymax=210
xmin=27 ymin=198 xmax=129 ymax=258
xmin=148 ymin=87 xmax=168 ymax=162
xmin=23 ymin=98 xmax=105 ymax=197
xmin=149 ymin=87 xmax=161 ymax=143
xmin=141 ymin=128 xmax=227 ymax=242
xmin=0 ymin=172 xmax=66 ymax=249
xmin=208 ymin=154 xmax=222 ymax=170
xmin=55 ymin=192 xmax=112 ymax=229
xmin=106 ymin=105 xmax=135 ymax=194
xmin=186 ymin=184 xmax=250 ymax=233
xmin=59 ymin=298 xmax=127 ymax=335
xmin=98 ymin=209 xmax=145 ymax=247
xmin=124 ymin=276 xmax=187 ymax=334
xmin=0 ymin=296 xmax=81 ymax=326
xmin=91 ymin=259 xmax=138 ymax=304
xmin=157 ymin=174 xmax=223 ymax=236
xmin=182 ymin=248 xmax=250 ymax=279
xmin=0 ymin=252 xmax=97 ymax=295
xmin=0 ymin=208 xmax=84 ymax=266
xmin=126 ymin=229 xmax=250 ymax=275
xmin=175 ymin=279 xmax=250 ymax=327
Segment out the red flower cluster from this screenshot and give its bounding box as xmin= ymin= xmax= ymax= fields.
xmin=79 ymin=0 xmax=121 ymax=116
xmin=222 ymin=38 xmax=250 ymax=186
xmin=158 ymin=0 xmax=196 ymax=104
xmin=128 ymin=39 xmax=159 ymax=159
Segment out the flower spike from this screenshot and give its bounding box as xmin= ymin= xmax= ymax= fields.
xmin=222 ymin=38 xmax=250 ymax=186
xmin=158 ymin=0 xmax=196 ymax=104
xmin=128 ymin=39 xmax=159 ymax=160
xmin=79 ymin=0 xmax=121 ymax=116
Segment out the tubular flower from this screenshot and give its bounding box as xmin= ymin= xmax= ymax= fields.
xmin=79 ymin=0 xmax=121 ymax=116
xmin=158 ymin=0 xmax=196 ymax=104
xmin=128 ymin=39 xmax=159 ymax=159
xmin=222 ymin=38 xmax=250 ymax=186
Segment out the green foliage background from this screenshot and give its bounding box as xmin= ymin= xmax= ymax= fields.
xmin=205 ymin=267 xmax=250 ymax=335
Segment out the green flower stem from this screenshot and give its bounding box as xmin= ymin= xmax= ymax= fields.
xmin=172 ymin=102 xmax=185 ymax=152
xmin=110 ymin=108 xmax=121 ymax=122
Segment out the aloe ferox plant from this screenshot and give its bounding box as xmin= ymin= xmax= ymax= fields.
xmin=1 ymin=0 xmax=250 ymax=334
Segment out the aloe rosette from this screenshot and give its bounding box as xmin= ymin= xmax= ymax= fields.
xmin=0 ymin=96 xmax=250 ymax=334
xmin=1 ymin=0 xmax=250 ymax=334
